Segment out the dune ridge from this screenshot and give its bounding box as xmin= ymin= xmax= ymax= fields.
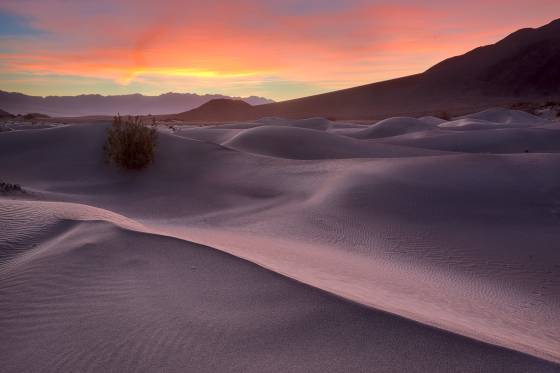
xmin=1 ymin=198 xmax=559 ymax=372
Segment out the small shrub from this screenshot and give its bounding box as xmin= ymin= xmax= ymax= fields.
xmin=104 ymin=115 xmax=157 ymax=169
xmin=0 ymin=181 xmax=24 ymax=194
xmin=436 ymin=111 xmax=452 ymax=120
xmin=23 ymin=113 xmax=50 ymax=120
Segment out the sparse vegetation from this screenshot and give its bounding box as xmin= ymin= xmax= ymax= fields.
xmin=436 ymin=111 xmax=452 ymax=120
xmin=0 ymin=181 xmax=24 ymax=194
xmin=23 ymin=113 xmax=50 ymax=120
xmin=104 ymin=115 xmax=157 ymax=169
xmin=0 ymin=109 xmax=14 ymax=119
xmin=511 ymin=101 xmax=560 ymax=116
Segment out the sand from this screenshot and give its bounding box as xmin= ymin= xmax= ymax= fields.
xmin=1 ymin=109 xmax=559 ymax=372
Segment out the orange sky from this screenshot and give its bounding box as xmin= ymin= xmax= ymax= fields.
xmin=1 ymin=0 xmax=559 ymax=100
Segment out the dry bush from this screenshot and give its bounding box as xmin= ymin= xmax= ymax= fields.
xmin=0 ymin=181 xmax=24 ymax=194
xmin=436 ymin=111 xmax=452 ymax=120
xmin=104 ymin=115 xmax=157 ymax=169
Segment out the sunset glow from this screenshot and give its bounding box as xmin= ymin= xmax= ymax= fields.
xmin=1 ymin=0 xmax=559 ymax=100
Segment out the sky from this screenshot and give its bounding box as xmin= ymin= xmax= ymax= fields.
xmin=0 ymin=0 xmax=559 ymax=101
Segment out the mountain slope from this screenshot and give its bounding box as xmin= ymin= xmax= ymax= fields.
xmin=421 ymin=18 xmax=560 ymax=96
xmin=0 ymin=109 xmax=14 ymax=118
xmin=175 ymin=18 xmax=560 ymax=121
xmin=174 ymin=99 xmax=256 ymax=121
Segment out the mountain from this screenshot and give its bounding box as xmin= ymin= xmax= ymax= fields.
xmin=0 ymin=91 xmax=274 ymax=117
xmin=174 ymin=99 xmax=255 ymax=122
xmin=174 ymin=18 xmax=560 ymax=121
xmin=0 ymin=109 xmax=14 ymax=118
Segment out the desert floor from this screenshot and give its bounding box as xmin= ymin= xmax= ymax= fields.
xmin=1 ymin=109 xmax=560 ymax=372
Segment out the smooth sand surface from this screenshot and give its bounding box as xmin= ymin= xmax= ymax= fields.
xmin=1 ymin=109 xmax=559 ymax=372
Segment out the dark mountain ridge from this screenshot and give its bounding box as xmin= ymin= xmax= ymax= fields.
xmin=175 ymin=18 xmax=560 ymax=121
xmin=0 ymin=91 xmax=274 ymax=117
xmin=0 ymin=109 xmax=14 ymax=118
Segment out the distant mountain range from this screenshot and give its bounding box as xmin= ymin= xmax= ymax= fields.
xmin=174 ymin=18 xmax=560 ymax=121
xmin=0 ymin=91 xmax=274 ymax=117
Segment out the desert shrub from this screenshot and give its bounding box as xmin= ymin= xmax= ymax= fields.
xmin=0 ymin=181 xmax=23 ymax=194
xmin=23 ymin=113 xmax=50 ymax=120
xmin=436 ymin=111 xmax=452 ymax=120
xmin=104 ymin=115 xmax=157 ymax=169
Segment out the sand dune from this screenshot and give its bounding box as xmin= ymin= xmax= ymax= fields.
xmin=2 ymin=201 xmax=557 ymax=373
xmin=221 ymin=125 xmax=442 ymax=159
xmin=349 ymin=117 xmax=436 ymax=139
xmin=437 ymin=118 xmax=532 ymax=130
xmin=1 ymin=108 xmax=560 ymax=371
xmin=459 ymin=107 xmax=547 ymax=124
xmin=256 ymin=117 xmax=333 ymax=130
xmin=418 ymin=116 xmax=449 ymax=125
xmin=174 ymin=127 xmax=244 ymax=144
xmin=383 ymin=127 xmax=560 ymax=153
